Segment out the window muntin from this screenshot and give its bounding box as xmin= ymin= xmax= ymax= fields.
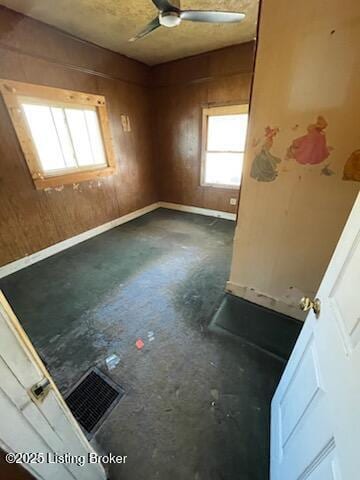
xmin=202 ymin=105 xmax=249 ymax=188
xmin=21 ymin=101 xmax=107 ymax=174
xmin=0 ymin=79 xmax=116 ymax=190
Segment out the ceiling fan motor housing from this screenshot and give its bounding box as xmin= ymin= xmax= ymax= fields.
xmin=159 ymin=11 xmax=182 ymax=27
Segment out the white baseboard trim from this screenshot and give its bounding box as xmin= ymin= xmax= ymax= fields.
xmin=226 ymin=281 xmax=306 ymax=321
xmin=0 ymin=200 xmax=235 ymax=279
xmin=0 ymin=202 xmax=160 ymax=279
xmin=159 ymin=201 xmax=236 ymax=221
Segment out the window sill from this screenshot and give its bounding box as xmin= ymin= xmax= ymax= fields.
xmin=33 ymin=166 xmax=116 ymax=190
xmin=201 ymin=182 xmax=240 ymax=190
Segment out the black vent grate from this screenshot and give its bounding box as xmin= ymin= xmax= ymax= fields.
xmin=65 ymin=367 xmax=124 ymax=437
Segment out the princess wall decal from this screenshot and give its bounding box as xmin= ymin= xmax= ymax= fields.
xmin=250 ymin=126 xmax=281 ymax=182
xmin=343 ymin=150 xmax=360 ymax=182
xmin=286 ymin=116 xmax=332 ymax=165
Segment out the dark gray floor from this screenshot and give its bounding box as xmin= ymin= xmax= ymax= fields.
xmin=0 ymin=208 xmax=299 ymax=480
xmin=211 ymin=295 xmax=302 ymax=360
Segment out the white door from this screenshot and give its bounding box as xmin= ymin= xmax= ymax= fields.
xmin=0 ymin=292 xmax=106 ymax=480
xmin=271 ymin=191 xmax=360 ymax=480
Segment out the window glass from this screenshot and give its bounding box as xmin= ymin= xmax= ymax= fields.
xmin=64 ymin=108 xmax=96 ymax=167
xmin=205 ymin=152 xmax=244 ymax=187
xmin=51 ymin=107 xmax=77 ymax=168
xmin=22 ymin=103 xmax=106 ymax=173
xmin=84 ymin=110 xmax=107 ymax=166
xmin=207 ymin=114 xmax=248 ymax=151
xmin=204 ymin=107 xmax=248 ymax=187
xmin=22 ymin=104 xmax=66 ymax=171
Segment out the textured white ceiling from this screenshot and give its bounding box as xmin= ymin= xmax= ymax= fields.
xmin=0 ymin=0 xmax=259 ymax=65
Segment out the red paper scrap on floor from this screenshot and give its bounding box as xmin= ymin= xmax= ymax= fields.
xmin=136 ymin=338 xmax=144 ymax=350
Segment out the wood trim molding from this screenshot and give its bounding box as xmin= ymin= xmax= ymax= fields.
xmin=0 ymin=79 xmax=107 ymax=105
xmin=203 ymin=104 xmax=249 ymax=116
xmin=0 ymin=41 xmax=253 ymax=89
xmin=32 ymin=167 xmax=116 ymax=190
xmin=150 ymin=70 xmax=254 ymax=89
xmin=0 ymin=79 xmax=117 ymax=189
xmin=0 ymin=41 xmax=147 ymax=87
xmin=200 ymin=103 xmax=249 ymax=189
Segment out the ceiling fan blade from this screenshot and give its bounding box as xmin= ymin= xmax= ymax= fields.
xmin=151 ymin=0 xmax=179 ymax=11
xmin=180 ymin=10 xmax=245 ymax=23
xmin=129 ymin=17 xmax=161 ymax=42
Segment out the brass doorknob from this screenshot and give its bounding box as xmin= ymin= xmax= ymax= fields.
xmin=299 ymin=297 xmax=321 ymax=317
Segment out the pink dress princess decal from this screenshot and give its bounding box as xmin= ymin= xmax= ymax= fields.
xmin=286 ymin=116 xmax=331 ymax=165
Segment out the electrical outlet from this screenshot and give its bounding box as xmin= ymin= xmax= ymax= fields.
xmin=230 ymin=198 xmax=237 ymax=206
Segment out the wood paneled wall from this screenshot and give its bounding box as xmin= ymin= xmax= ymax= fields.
xmin=0 ymin=6 xmax=255 ymax=267
xmin=0 ymin=7 xmax=157 ymax=267
xmin=150 ymin=42 xmax=255 ymax=213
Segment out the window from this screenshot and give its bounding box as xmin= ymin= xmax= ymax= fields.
xmin=0 ymin=79 xmax=116 ymax=189
xmin=201 ymin=104 xmax=249 ymax=188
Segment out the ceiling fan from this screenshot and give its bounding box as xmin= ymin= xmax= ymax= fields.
xmin=129 ymin=0 xmax=245 ymax=42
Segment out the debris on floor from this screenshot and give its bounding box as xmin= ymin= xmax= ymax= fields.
xmin=0 ymin=210 xmax=286 ymax=479
xmin=147 ymin=331 xmax=155 ymax=342
xmin=49 ymin=334 xmax=61 ymax=344
xmin=136 ymin=338 xmax=145 ymax=350
xmin=210 ymin=389 xmax=219 ymax=401
xmin=105 ymin=354 xmax=121 ymax=370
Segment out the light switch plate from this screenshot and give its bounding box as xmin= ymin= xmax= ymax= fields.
xmin=230 ymin=198 xmax=237 ymax=205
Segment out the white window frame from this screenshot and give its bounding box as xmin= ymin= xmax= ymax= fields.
xmin=200 ymin=104 xmax=249 ymax=189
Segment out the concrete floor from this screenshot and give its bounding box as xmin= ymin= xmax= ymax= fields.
xmin=0 ymin=208 xmax=298 ymax=480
